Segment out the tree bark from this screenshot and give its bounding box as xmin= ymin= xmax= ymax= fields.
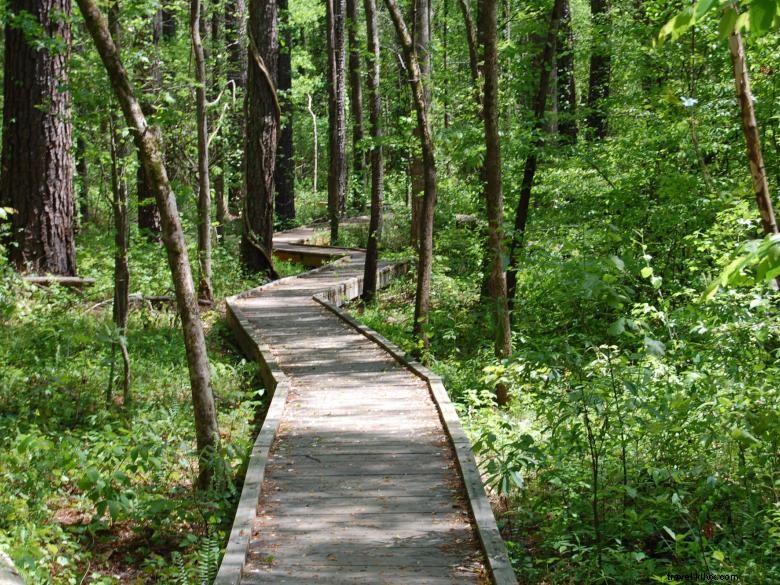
xmin=728 ymin=31 xmax=779 ymax=237
xmin=327 ymin=0 xmax=347 ymax=243
xmin=275 ymin=0 xmax=295 ymax=223
xmin=225 ymin=0 xmax=247 ymax=209
xmin=347 ymin=0 xmax=365 ymax=211
xmin=556 ymin=0 xmax=577 ymax=142
xmin=409 ymin=0 xmax=431 ymax=248
xmin=362 ymin=0 xmax=383 ymax=302
xmin=479 ymin=0 xmax=511 ymax=406
xmin=108 ymin=0 xmax=130 ymax=405
xmin=241 ymin=0 xmax=280 ymax=277
xmin=506 ymin=0 xmax=561 ymax=306
xmin=1 ymin=0 xmax=76 ymax=275
xmin=384 ymin=0 xmax=437 ymax=350
xmin=191 ymin=0 xmax=213 ymax=300
xmin=211 ymin=6 xmax=227 ymax=241
xmin=308 ymin=93 xmax=319 ymax=194
xmin=137 ymin=8 xmax=163 ymax=240
xmin=77 ymin=0 xmax=220 ymax=489
xmin=585 ymin=0 xmax=610 ymax=138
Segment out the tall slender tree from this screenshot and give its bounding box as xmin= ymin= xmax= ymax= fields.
xmin=361 ymin=0 xmax=383 ymax=302
xmin=327 ymin=0 xmax=348 ymax=243
xmin=506 ymin=0 xmax=562 ymax=305
xmin=77 ymin=0 xmax=220 ymax=488
xmin=409 ymin=0 xmax=432 ymax=247
xmin=241 ymin=0 xmax=281 ymax=277
xmin=384 ymin=0 xmax=437 ymax=349
xmin=108 ymin=0 xmax=130 ymax=404
xmin=479 ymin=0 xmax=511 ymax=405
xmin=1 ymin=0 xmax=76 ymax=275
xmin=137 ymin=9 xmax=163 ymax=239
xmin=275 ymin=0 xmax=296 ymax=223
xmin=191 ymin=0 xmax=213 ymax=300
xmin=585 ymin=0 xmax=610 ymax=138
xmin=346 ymin=0 xmax=365 ymax=211
xmin=556 ymin=0 xmax=577 ymax=142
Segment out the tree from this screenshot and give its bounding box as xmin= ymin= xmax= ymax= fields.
xmin=108 ymin=0 xmax=131 ymax=406
xmin=409 ymin=0 xmax=432 ymax=248
xmin=346 ymin=0 xmax=365 ymax=211
xmin=137 ymin=9 xmax=163 ymax=240
xmin=585 ymin=0 xmax=610 ymax=138
xmin=479 ymin=0 xmax=511 ymax=405
xmin=241 ymin=0 xmax=281 ymax=277
xmin=1 ymin=0 xmax=76 ymax=275
xmin=556 ymin=0 xmax=577 ymax=142
xmin=384 ymin=0 xmax=437 ymax=350
xmin=191 ymin=0 xmax=213 ymax=300
xmin=275 ymin=0 xmax=295 ymax=223
xmin=77 ymin=0 xmax=220 ymax=488
xmin=506 ymin=0 xmax=562 ymax=305
xmin=361 ymin=0 xmax=383 ymax=302
xmin=327 ymin=0 xmax=348 ymax=243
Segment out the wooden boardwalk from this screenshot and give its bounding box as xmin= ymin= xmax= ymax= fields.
xmin=217 ymin=225 xmax=516 ymax=585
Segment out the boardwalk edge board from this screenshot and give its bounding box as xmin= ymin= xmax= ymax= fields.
xmin=313 ymin=295 xmax=518 ymax=585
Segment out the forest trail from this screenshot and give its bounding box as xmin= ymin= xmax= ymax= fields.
xmin=218 ymin=224 xmax=516 ymax=585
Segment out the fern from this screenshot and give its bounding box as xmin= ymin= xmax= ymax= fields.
xmin=197 ymin=525 xmax=221 ymax=585
xmin=171 ymin=551 xmax=189 ymax=585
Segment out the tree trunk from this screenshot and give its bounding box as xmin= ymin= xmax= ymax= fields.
xmin=137 ymin=8 xmax=163 ymax=240
xmin=108 ymin=1 xmax=130 ymax=405
xmin=308 ymin=94 xmax=319 ymax=194
xmin=327 ymin=0 xmax=347 ymax=243
xmin=361 ymin=0 xmax=383 ymax=302
xmin=347 ymin=0 xmax=365 ymax=211
xmin=409 ymin=0 xmax=431 ymax=249
xmin=728 ymin=32 xmax=779 ymax=237
xmin=384 ymin=0 xmax=437 ymax=350
xmin=479 ymin=0 xmax=511 ymax=406
xmin=241 ymin=0 xmax=280 ymax=277
xmin=191 ymin=0 xmax=213 ymax=301
xmin=585 ymin=0 xmax=610 ymax=138
xmin=77 ymin=0 xmax=220 ymax=489
xmin=226 ymin=0 xmax=247 ymax=210
xmin=275 ymin=0 xmax=295 ymax=223
xmin=76 ymin=137 xmax=90 ymax=227
xmin=1 ymin=0 xmax=76 ymax=275
xmin=556 ymin=0 xmax=577 ymax=142
xmin=506 ymin=0 xmax=561 ymax=306
xmin=162 ymin=0 xmax=176 ymax=39
xmin=211 ymin=6 xmax=227 ymax=241
xmin=459 ymin=0 xmax=481 ymax=112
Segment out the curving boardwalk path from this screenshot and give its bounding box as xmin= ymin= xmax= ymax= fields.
xmin=217 ymin=224 xmax=516 ymax=585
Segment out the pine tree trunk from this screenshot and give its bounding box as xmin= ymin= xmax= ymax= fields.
xmin=361 ymin=0 xmax=383 ymax=302
xmin=506 ymin=0 xmax=561 ymax=306
xmin=346 ymin=0 xmax=365 ymax=211
xmin=479 ymin=0 xmax=511 ymax=406
xmin=241 ymin=0 xmax=280 ymax=277
xmin=585 ymin=0 xmax=610 ymax=138
xmin=77 ymin=0 xmax=220 ymax=489
xmin=1 ymin=0 xmax=76 ymax=275
xmin=556 ymin=0 xmax=577 ymax=142
xmin=275 ymin=0 xmax=296 ymax=223
xmin=384 ymin=0 xmax=437 ymax=350
xmin=327 ymin=0 xmax=347 ymax=243
xmin=728 ymin=32 xmax=779 ymax=237
xmin=191 ymin=0 xmax=213 ymax=300
xmin=409 ymin=0 xmax=431 ymax=249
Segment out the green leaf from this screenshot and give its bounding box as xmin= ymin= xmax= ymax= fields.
xmin=719 ymin=7 xmax=739 ymax=38
xmin=663 ymin=525 xmax=677 ymax=541
xmin=712 ymin=550 xmax=725 ymax=562
xmin=609 ymin=255 xmax=625 ymax=271
xmin=694 ymin=0 xmax=718 ymax=20
xmin=641 ymin=266 xmax=654 ymax=278
xmin=750 ymin=0 xmax=777 ymax=34
xmin=608 ymin=318 xmax=626 ymax=337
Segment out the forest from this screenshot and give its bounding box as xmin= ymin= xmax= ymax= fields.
xmin=2 ymin=0 xmax=780 ymax=582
